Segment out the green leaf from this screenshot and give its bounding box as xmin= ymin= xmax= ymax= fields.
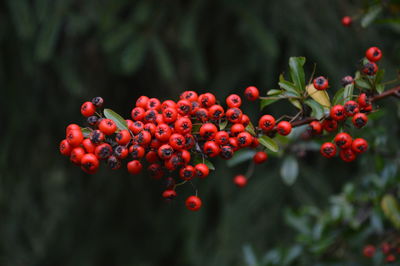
xmin=375 ymin=69 xmax=385 ymax=84
xmin=81 ymin=127 xmax=91 ymax=138
xmin=103 ymin=109 xmax=128 ymax=131
xmin=192 ymin=156 xmax=215 ymax=170
xmin=376 ymin=84 xmax=385 ymax=94
xmin=288 ymin=57 xmax=306 ymax=93
xmin=305 ymin=99 xmax=325 ymax=119
xmin=280 ymin=156 xmax=299 ymax=185
xmin=361 ymin=5 xmax=383 ymax=28
xmin=258 ymin=136 xmax=279 ymax=152
xmin=289 ymin=99 xmax=302 ymax=110
xmin=267 ymin=89 xmax=282 ymax=96
xmin=219 ymin=119 xmax=228 ymax=130
xmin=332 ymin=87 xmax=345 ymax=105
xmin=355 ymin=79 xmax=371 ymax=90
xmin=279 ymin=74 xmax=300 ymax=96
xmin=227 ymin=150 xmax=256 ymax=167
xmin=381 ymin=194 xmax=400 ymax=229
xmin=260 ymin=98 xmax=280 ymax=110
xmin=343 ymin=83 xmax=354 ymax=103
xmin=245 ymin=122 xmax=256 ymax=136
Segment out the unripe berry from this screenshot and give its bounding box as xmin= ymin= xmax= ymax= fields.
xmin=341 ymin=75 xmax=354 ymax=86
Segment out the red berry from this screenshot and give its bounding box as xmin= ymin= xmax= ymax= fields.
xmin=99 ymin=119 xmax=117 ymax=135
xmin=95 ymin=143 xmax=113 ymax=159
xmin=89 ymin=129 xmax=105 ymax=144
xmin=215 ymin=131 xmax=230 ymax=145
xmin=220 ymin=145 xmax=234 ymax=159
xmin=148 ymin=163 xmax=164 ymax=179
xmin=357 ymin=93 xmax=369 ymax=107
xmin=366 ymin=46 xmax=382 ymax=62
xmin=185 ymin=195 xmax=202 ymax=211
xmin=320 ymin=142 xmax=336 ymax=158
xmin=230 ymin=123 xmax=245 ymax=136
xmin=334 ymin=132 xmax=353 ymax=149
xmin=81 ymin=153 xmax=99 ymax=174
xmin=363 ymin=245 xmax=376 ymax=258
xmin=136 ymin=96 xmax=149 ymax=109
xmin=343 ymin=100 xmax=359 ymax=116
xmin=67 ymin=129 xmax=84 ymax=147
xmin=115 ymin=130 xmax=131 ymax=145
xmin=253 ymin=151 xmax=268 ymax=164
xmin=200 ymin=123 xmax=218 ymax=140
xmin=276 ymin=121 xmax=292 ymax=136
xmin=208 ymin=104 xmax=225 ymax=120
xmin=226 ymin=94 xmax=242 ymax=108
xmin=158 ymin=144 xmax=174 ymax=160
xmin=184 ymin=134 xmax=195 ymax=149
xmin=134 ymin=130 xmax=152 ymax=146
xmin=237 ymin=132 xmax=253 ymax=147
xmin=198 ymin=93 xmax=216 ymax=108
xmin=308 ymin=121 xmax=322 ymax=135
xmin=241 ymin=114 xmax=250 ymax=126
xmin=233 ymin=175 xmax=247 ymax=187
xmin=107 ymin=155 xmax=121 ymax=170
xmin=162 ymin=189 xmax=177 ymax=200
xmin=339 ymin=148 xmax=356 ymax=162
xmin=59 ymin=139 xmax=72 ymax=156
xmin=341 ymin=16 xmax=352 ymax=27
xmin=352 ymin=113 xmax=368 ymax=128
xmin=178 ymin=149 xmax=191 ymax=164
xmin=174 ymin=117 xmax=192 ymax=135
xmin=322 ymin=118 xmax=338 ymax=132
xmin=244 ymin=86 xmax=259 ymax=101
xmin=362 ymin=62 xmax=378 ymax=76
xmin=161 ymin=100 xmax=177 ymax=111
xmin=131 ymin=107 xmax=145 ymax=121
xmin=226 ymin=108 xmax=243 ymax=123
xmin=330 ymin=105 xmax=346 ymax=121
xmin=169 ymin=133 xmax=186 ymax=150
xmin=81 ymin=101 xmax=96 ymax=117
xmin=146 ymin=98 xmax=161 ymax=111
xmin=127 ymin=160 xmax=143 ymax=175
xmin=179 ymin=165 xmax=195 ymax=180
xmin=382 ymin=242 xmax=392 ymax=254
xmin=155 ymin=123 xmax=172 ymax=142
xmin=115 ymin=145 xmax=130 ymax=159
xmin=70 ymin=147 xmax=85 ymax=165
xmin=180 ymin=90 xmax=198 ymax=102
xmin=386 ymin=254 xmax=396 ymax=263
xmin=177 ymin=99 xmax=192 ymax=116
xmin=352 ymin=138 xmax=368 ymax=154
xmin=66 ymin=124 xmax=80 ymax=134
xmin=203 ymin=141 xmax=220 ymax=157
xmin=195 ymin=163 xmax=209 ymax=178
xmin=82 ymin=138 xmax=96 ymax=153
xmin=259 ymin=115 xmax=276 ymax=132
xmin=313 ymin=76 xmax=329 ymax=90
xmin=162 ymin=107 xmax=178 ymax=123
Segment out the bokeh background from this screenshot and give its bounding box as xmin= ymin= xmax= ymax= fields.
xmin=1 ymin=0 xmax=399 ymax=265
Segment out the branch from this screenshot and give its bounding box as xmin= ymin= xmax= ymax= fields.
xmin=290 ymin=86 xmax=400 ymax=128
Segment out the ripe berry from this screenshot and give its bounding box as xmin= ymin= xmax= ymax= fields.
xmin=322 ymin=118 xmax=338 ymax=132
xmin=241 ymin=114 xmax=250 ymax=126
xmin=313 ymin=76 xmax=329 ymax=90
xmin=66 ymin=124 xmax=80 ymax=134
xmin=158 ymin=144 xmax=174 ymax=160
xmin=177 ymin=99 xmax=192 ymax=116
xmin=178 ymin=149 xmax=191 ymax=164
xmin=259 ymin=115 xmax=276 ymax=132
xmin=363 ymin=245 xmax=376 ymax=258
xmin=228 ymin=137 xmax=239 ymax=151
xmin=208 ymin=104 xmax=225 ymax=120
xmin=87 ymin=115 xmax=98 ymax=126
xmin=131 ymin=107 xmax=145 ymax=121
xmin=162 ymin=107 xmax=178 ymax=123
xmin=146 ymin=98 xmax=161 ymax=111
xmin=253 ymin=151 xmax=268 ymax=164
xmin=148 ymin=163 xmax=164 ymax=179
xmin=180 ymin=90 xmax=198 ymax=102
xmin=136 ymin=96 xmax=149 ymax=109
xmin=308 ymin=121 xmax=322 ymax=135
xmin=386 ymin=254 xmax=396 ymax=263
xmin=70 ymin=147 xmax=85 ymax=165
xmin=115 ymin=130 xmax=131 ymax=145
xmin=343 ymin=100 xmax=359 ymax=117
xmin=341 ymin=16 xmax=352 ymax=27
xmin=179 ymin=165 xmax=195 ymax=180
xmin=127 ymin=160 xmax=143 ymax=175
xmin=134 ymin=130 xmax=152 ymax=146
xmin=362 ymin=62 xmax=378 ymax=76
xmin=185 ymin=195 xmax=202 ymax=211
xmin=366 ymin=47 xmax=382 ymax=62
xmin=352 ymin=138 xmax=368 ymax=154
xmin=195 ymin=108 xmax=209 ymax=122
xmin=155 ymin=123 xmax=172 ymax=142
xmin=341 ymin=75 xmax=354 ymax=86
xmin=330 ymin=105 xmax=346 ymax=121
xmin=184 ymin=134 xmax=195 ymax=149
xmin=91 ymin=96 xmax=104 ymax=108
xmin=145 ymin=151 xmax=158 ymax=163
xmin=81 ymin=153 xmax=99 ymax=174
xmin=334 ymin=132 xmax=352 ymax=149
xmin=107 ymin=155 xmax=121 ymax=170
xmin=226 ymin=108 xmax=243 ymax=123
xmin=220 ymin=145 xmax=234 ymax=159
xmin=143 ymin=109 xmax=157 ymax=123
xmin=89 ymin=129 xmax=105 ymax=144
xmin=203 ymin=141 xmax=220 ymax=157
xmin=357 ymin=93 xmax=369 ymax=108
xmin=115 ymin=145 xmax=130 ymax=159
xmin=95 ymin=143 xmax=113 ymax=159
xmin=99 ymin=119 xmax=117 ymax=135
xmin=233 ymin=175 xmax=247 ymax=187
xmin=340 ymin=148 xmax=356 ymax=162
xmin=195 ymin=163 xmax=209 ymax=178
xmin=67 ymin=129 xmax=84 ymax=147
xmin=169 ymin=133 xmax=186 ymax=150
xmin=59 ymin=139 xmax=72 ymax=156
xmin=82 ymin=138 xmax=96 ymax=153
xmin=198 ymin=93 xmax=216 ymax=108
xmin=320 ymin=142 xmax=336 ymax=158
xmin=174 ymin=117 xmax=192 ymax=135
xmin=215 ymin=131 xmax=230 ymax=145
xmin=276 ymin=121 xmax=292 ymax=136
xmin=237 ymin=132 xmax=253 ymax=147
xmin=81 ymin=101 xmax=96 ymax=117
xmin=226 ymin=94 xmax=242 ymax=108
xmin=130 ymin=121 xmax=144 ymax=134
xmin=244 ymin=86 xmax=259 ymax=101
xmin=200 ymin=123 xmax=218 ymax=140
xmin=230 ymin=123 xmax=245 ymax=136
xmin=352 ymin=113 xmax=368 ymax=128
xmin=161 ymin=99 xmax=177 ymax=111
xmin=162 ymin=190 xmax=177 ymax=200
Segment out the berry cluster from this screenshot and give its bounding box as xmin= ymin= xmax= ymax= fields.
xmin=363 ymin=241 xmax=400 ymax=263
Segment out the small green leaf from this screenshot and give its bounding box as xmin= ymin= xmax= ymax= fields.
xmin=375 ymin=69 xmax=385 ymax=84
xmin=103 ymin=109 xmax=128 ymax=131
xmin=81 ymin=127 xmax=91 ymax=138
xmin=192 ymin=156 xmax=215 ymax=170
xmin=343 ymin=83 xmax=354 ymax=103
xmin=260 ymin=98 xmax=280 ymax=110
xmin=267 ymin=89 xmax=282 ymax=96
xmin=305 ymin=99 xmax=325 ymax=119
xmin=279 ymin=76 xmax=300 ymax=96
xmin=355 ymin=79 xmax=371 ymax=90
xmin=361 ymin=5 xmax=383 ymax=28
xmin=219 ymin=119 xmax=228 ymax=130
xmin=381 ymin=194 xmax=400 ymax=229
xmin=289 ymin=99 xmax=302 ymax=110
xmin=376 ymin=84 xmax=385 ymax=94
xmin=288 ymin=57 xmax=306 ymax=93
xmin=258 ymin=135 xmax=279 ymax=152
xmin=280 ymin=156 xmax=299 ymax=185
xmin=245 ymin=122 xmax=256 ymax=136
xmin=332 ymin=87 xmax=345 ymax=105
xmin=227 ymin=150 xmax=256 ymax=167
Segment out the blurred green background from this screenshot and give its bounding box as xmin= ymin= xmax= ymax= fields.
xmin=1 ymin=0 xmax=399 ymax=265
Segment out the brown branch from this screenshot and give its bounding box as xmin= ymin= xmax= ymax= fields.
xmin=290 ymin=86 xmax=400 ymax=128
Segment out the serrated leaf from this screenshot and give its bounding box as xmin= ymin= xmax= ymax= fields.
xmin=305 ymin=99 xmax=325 ymax=119
xmin=104 ymin=109 xmax=128 ymax=131
xmin=81 ymin=127 xmax=91 ymax=138
xmin=332 ymin=87 xmax=345 ymax=105
xmin=289 ymin=57 xmax=306 ymax=93
xmin=245 ymin=122 xmax=256 ymax=136
xmin=258 ymin=135 xmax=279 ymax=152
xmin=381 ymin=194 xmax=400 ymax=229
xmin=227 ymin=150 xmax=256 ymax=167
xmin=280 ymin=156 xmax=299 ymax=185
xmin=306 ymin=84 xmax=330 ymax=107
xmin=361 ymin=5 xmax=383 ymax=28
xmin=192 ymin=156 xmax=215 ymax=170
xmin=219 ymin=119 xmax=228 ymax=130
xmin=355 ymin=79 xmax=371 ymax=90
